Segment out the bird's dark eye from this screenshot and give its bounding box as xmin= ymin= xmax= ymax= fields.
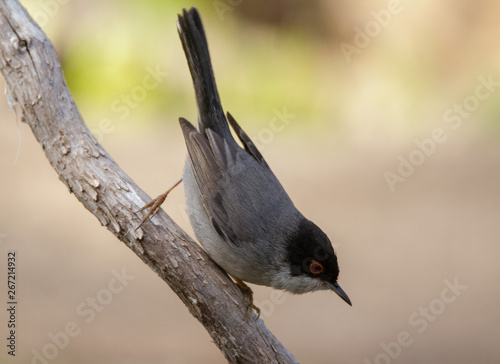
xmin=309 ymin=260 xmax=324 ymax=275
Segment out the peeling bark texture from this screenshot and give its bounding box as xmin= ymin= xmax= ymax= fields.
xmin=0 ymin=1 xmax=298 ymax=363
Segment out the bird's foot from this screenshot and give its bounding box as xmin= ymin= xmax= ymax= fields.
xmin=234 ymin=278 xmax=260 ymax=319
xmin=136 ymin=178 xmax=182 ymax=229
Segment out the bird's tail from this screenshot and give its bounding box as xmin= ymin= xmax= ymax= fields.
xmin=177 ymin=7 xmax=231 ymax=139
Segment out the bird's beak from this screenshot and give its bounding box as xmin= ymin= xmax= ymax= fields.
xmin=330 ymin=282 xmax=352 ymax=306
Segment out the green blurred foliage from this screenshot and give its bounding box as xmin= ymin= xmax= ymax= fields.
xmin=18 ymin=0 xmax=500 ymax=139
xmin=18 ymin=0 xmax=350 ymax=133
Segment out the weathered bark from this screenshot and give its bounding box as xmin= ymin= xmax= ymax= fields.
xmin=0 ymin=1 xmax=298 ymax=363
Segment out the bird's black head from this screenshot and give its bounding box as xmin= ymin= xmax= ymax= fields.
xmin=285 ymin=218 xmax=351 ymax=305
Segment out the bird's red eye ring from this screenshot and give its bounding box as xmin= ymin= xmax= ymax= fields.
xmin=309 ymin=260 xmax=324 ymax=275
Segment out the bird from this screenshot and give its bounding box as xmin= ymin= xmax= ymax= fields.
xmin=140 ymin=7 xmax=351 ymax=312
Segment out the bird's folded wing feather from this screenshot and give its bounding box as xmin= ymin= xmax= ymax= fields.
xmin=180 ymin=117 xmax=251 ymax=245
xmin=180 ymin=117 xmax=295 ymax=247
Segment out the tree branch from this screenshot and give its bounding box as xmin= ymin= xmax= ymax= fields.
xmin=0 ymin=1 xmax=297 ymax=363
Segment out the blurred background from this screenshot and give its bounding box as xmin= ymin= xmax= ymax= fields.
xmin=1 ymin=0 xmax=500 ymax=363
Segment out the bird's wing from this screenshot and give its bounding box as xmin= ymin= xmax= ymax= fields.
xmin=226 ymin=112 xmax=270 ymax=170
xmin=180 ymin=117 xmax=292 ymax=246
